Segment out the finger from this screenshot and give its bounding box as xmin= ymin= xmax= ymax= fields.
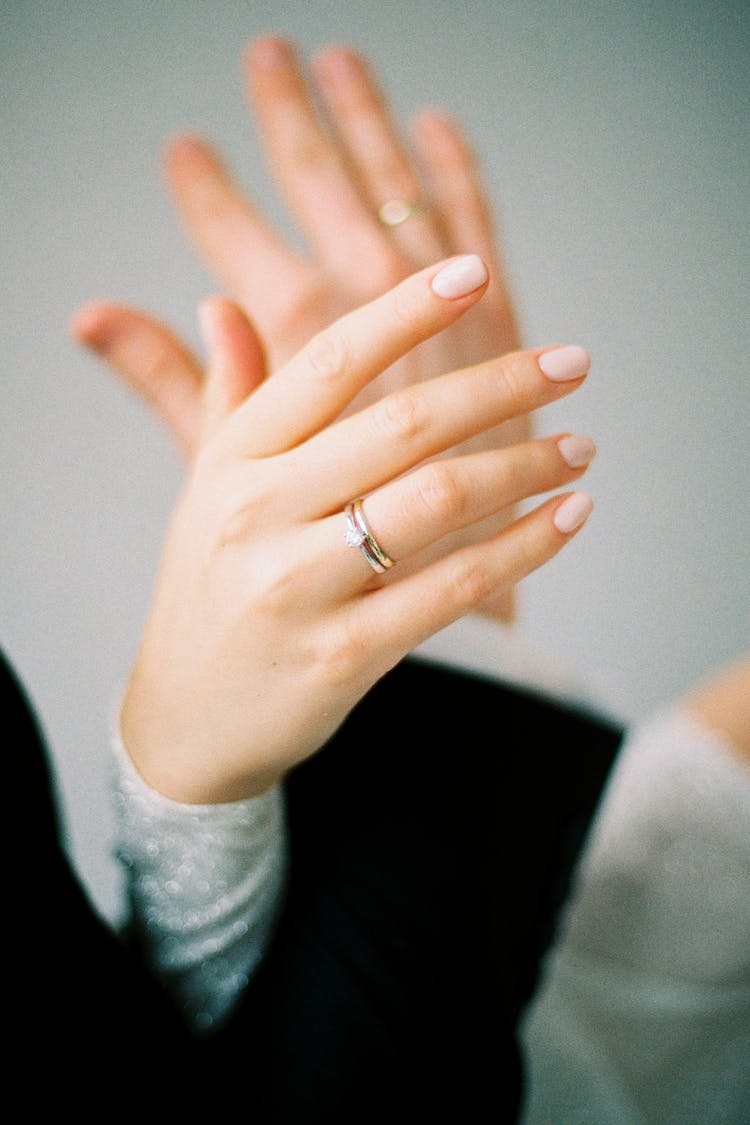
xmin=244 ymin=36 xmax=400 ymax=288
xmin=349 ymin=432 xmax=595 ymax=570
xmin=164 ymin=134 xmax=308 ymax=314
xmin=412 ymin=110 xmax=520 ymax=347
xmin=70 ymin=302 xmax=203 ymax=456
xmin=411 ymin=110 xmax=497 ymax=268
xmin=311 ymin=47 xmax=447 ymax=266
xmin=225 ymin=254 xmax=491 ymax=457
xmin=351 ymin=491 xmax=594 ymax=662
xmin=293 ymin=344 xmax=591 ymax=512
xmin=307 ymin=431 xmax=594 ymax=595
xmin=198 ymin=298 xmax=267 ymax=441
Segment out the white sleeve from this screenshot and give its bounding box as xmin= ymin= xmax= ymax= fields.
xmin=112 ymin=732 xmax=288 ymax=1034
xmin=520 ymin=706 xmax=750 ymax=1125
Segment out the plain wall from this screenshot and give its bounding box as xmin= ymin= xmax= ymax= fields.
xmin=2 ymin=1 xmax=748 ymax=920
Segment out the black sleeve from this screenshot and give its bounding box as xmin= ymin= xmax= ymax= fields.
xmin=3 ymin=647 xmax=620 ymax=1118
xmin=207 ymin=657 xmax=623 ymax=1124
xmin=2 ymin=648 xmax=198 ymax=1106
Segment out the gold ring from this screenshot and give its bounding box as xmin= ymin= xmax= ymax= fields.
xmin=377 ymin=198 xmax=432 ymax=227
xmin=344 ymin=499 xmax=395 ymax=574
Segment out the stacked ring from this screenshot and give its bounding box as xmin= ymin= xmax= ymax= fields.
xmin=377 ymin=198 xmax=432 ymax=227
xmin=344 ymin=499 xmax=395 ymax=574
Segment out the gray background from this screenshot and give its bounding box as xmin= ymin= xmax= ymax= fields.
xmin=2 ymin=1 xmax=748 ymax=921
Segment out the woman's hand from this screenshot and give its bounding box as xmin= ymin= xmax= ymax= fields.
xmin=120 ymin=259 xmax=594 ymax=804
xmin=72 ymin=36 xmax=526 ymax=619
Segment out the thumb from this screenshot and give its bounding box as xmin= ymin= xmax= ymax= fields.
xmin=70 ymin=302 xmax=203 ymax=458
xmin=198 ymin=297 xmax=268 ymax=442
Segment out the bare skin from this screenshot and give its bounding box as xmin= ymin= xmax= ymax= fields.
xmin=72 ymin=37 xmax=529 ymax=621
xmin=70 ymin=35 xmax=747 ymax=785
xmin=684 ymin=656 xmax=750 ymax=765
xmin=116 ymin=263 xmax=594 ymax=802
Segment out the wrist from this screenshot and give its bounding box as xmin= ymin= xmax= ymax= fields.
xmin=120 ymin=677 xmax=284 ymax=805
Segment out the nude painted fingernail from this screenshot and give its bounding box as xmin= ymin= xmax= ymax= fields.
xmin=558 ymin=434 xmax=597 ymax=468
xmin=431 ymin=255 xmax=488 ymax=299
xmin=554 ymin=491 xmax=594 ymax=533
xmin=539 ymin=345 xmax=591 ymax=381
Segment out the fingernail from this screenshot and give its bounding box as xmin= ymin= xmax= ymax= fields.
xmin=557 ymin=434 xmax=597 ymax=468
xmin=554 ymin=492 xmax=594 ymax=533
xmin=539 ymin=345 xmax=591 ymax=382
xmin=431 ymin=255 xmax=488 ymax=299
xmin=251 ymin=37 xmax=291 ymax=67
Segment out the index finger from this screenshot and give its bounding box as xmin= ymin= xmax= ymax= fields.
xmin=224 ymin=254 xmax=490 ymax=457
xmin=164 ymin=134 xmax=307 ymax=313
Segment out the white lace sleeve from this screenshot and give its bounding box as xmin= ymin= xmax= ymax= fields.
xmin=112 ymin=732 xmax=288 ymax=1034
xmin=520 ymin=706 xmax=750 ymax=1125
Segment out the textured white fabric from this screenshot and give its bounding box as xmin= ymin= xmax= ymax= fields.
xmin=519 ymin=707 xmax=750 ymax=1124
xmin=112 ymin=732 xmax=287 ymax=1031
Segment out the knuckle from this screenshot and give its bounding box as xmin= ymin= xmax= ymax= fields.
xmin=278 ymin=278 xmax=329 ymax=340
xmin=290 ymin=129 xmax=332 ymax=175
xmin=217 ymin=495 xmax=264 ymax=549
xmin=142 ymin=349 xmax=177 ymax=395
xmin=212 ymin=469 xmax=276 ymax=547
xmin=503 ymin=444 xmax=548 ymax=497
xmin=312 ymin=617 xmax=367 ymax=687
xmin=514 ymin=527 xmax=545 ymax=574
xmin=415 ymin=461 xmax=467 ymax=522
xmin=488 ymin=352 xmax=530 ymax=415
xmin=510 ymin=517 xmax=555 ymax=578
xmin=241 ymin=542 xmax=300 ymax=609
xmin=255 ymin=564 xmax=294 ymax=607
xmin=390 ymin=275 xmax=426 ymax=325
xmin=372 ymin=388 xmax=427 ymax=444
xmin=448 ymin=556 xmax=498 ymax=607
xmin=356 ymin=254 xmax=409 ymax=303
xmin=305 ymin=327 xmax=351 ymax=383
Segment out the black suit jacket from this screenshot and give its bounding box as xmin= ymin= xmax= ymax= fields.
xmin=4 ymin=648 xmax=621 ymax=1120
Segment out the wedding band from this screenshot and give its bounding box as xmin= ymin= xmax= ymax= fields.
xmin=377 ymin=198 xmax=432 ymax=227
xmin=344 ymin=499 xmax=395 ymax=574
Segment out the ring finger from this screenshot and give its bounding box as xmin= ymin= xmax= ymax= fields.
xmin=312 ymin=47 xmax=448 ymax=266
xmin=311 ymin=432 xmax=596 ymax=594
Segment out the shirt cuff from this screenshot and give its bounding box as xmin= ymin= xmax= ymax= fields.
xmin=565 ymin=704 xmax=750 ymax=981
xmin=112 ymin=730 xmax=288 ymax=1033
